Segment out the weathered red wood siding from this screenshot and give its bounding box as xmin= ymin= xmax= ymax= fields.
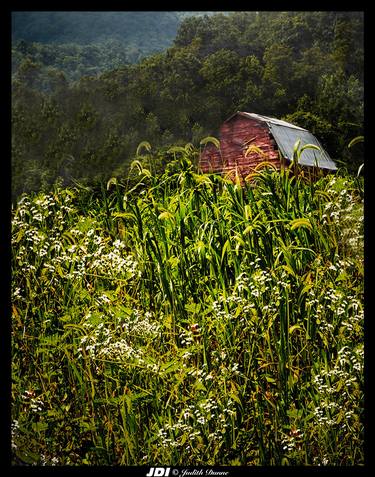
xmin=198 ymin=143 xmax=223 ymax=174
xmin=199 ymin=115 xmax=281 ymax=180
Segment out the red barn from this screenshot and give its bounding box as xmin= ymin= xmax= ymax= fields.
xmin=199 ymin=112 xmax=337 ymax=180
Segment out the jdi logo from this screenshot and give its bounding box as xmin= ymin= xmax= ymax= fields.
xmin=146 ymin=468 xmax=171 ymax=477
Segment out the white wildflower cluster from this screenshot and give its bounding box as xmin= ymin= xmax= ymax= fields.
xmin=217 ymin=361 xmax=241 ymax=380
xmin=248 ymin=268 xmax=273 ymax=290
xmin=62 ymin=223 xmax=141 ymax=282
xmin=12 ymin=194 xmax=69 ymax=277
xmin=313 ymin=402 xmax=340 ymax=427
xmin=29 ymin=398 xmax=44 ymax=412
xmin=40 ymin=455 xmax=59 ymax=466
xmin=89 ymin=238 xmax=141 ymax=280
xmin=345 ymin=229 xmax=364 ymax=251
xmin=338 ymin=345 xmax=364 ymax=374
xmin=21 ymin=390 xmax=44 ymax=413
xmin=309 ymin=282 xmax=363 ymax=343
xmin=312 ymin=343 xmax=364 ymax=430
xmin=321 ymin=201 xmax=340 ymax=223
xmin=95 ymin=294 xmax=111 ymax=306
xmin=78 ymin=309 xmax=160 ymax=364
xmin=12 ymin=194 xmax=141 ymax=293
xmin=321 ymin=181 xmax=355 ymax=221
xmin=313 ymin=455 xmax=330 ymax=466
xmin=321 ymin=178 xmax=364 ymax=256
xmin=210 ymin=349 xmax=243 ymax=381
xmin=211 ymin=267 xmax=279 ymax=326
xmin=305 ymin=287 xmax=319 ymax=311
xmin=186 ymin=363 xmax=214 ymax=381
xmin=13 ymin=191 xmax=73 ymax=230
xmin=99 ymin=337 xmax=145 ymax=362
xmin=14 ymin=194 xmax=58 ymax=224
xmin=179 ymin=329 xmax=195 ymax=347
xmin=212 ymin=349 xmax=227 ymax=363
xmin=212 ymin=298 xmax=236 ymax=321
xmin=212 ymin=274 xmax=257 ymax=320
xmin=280 ymin=428 xmax=304 ymax=453
xmin=121 ymin=309 xmax=160 ymax=338
xmin=341 ymin=298 xmax=363 ymax=338
xmin=79 ymin=321 xmax=145 ymax=362
xmin=11 ymin=419 xmax=19 ymax=450
xmin=12 ymin=287 xmax=22 ymax=300
xmin=316 ymin=316 xmax=335 ymax=335
xmin=157 ymin=397 xmax=236 ymax=452
xmin=158 ymin=425 xmax=199 ymax=450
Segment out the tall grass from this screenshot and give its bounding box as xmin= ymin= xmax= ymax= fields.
xmin=11 ymin=147 xmax=364 ymax=465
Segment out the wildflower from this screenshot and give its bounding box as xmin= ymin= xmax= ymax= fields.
xmin=95 ymin=294 xmax=111 ymax=306
xmin=12 ymin=287 xmax=22 ymax=299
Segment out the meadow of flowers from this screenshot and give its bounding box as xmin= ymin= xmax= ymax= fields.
xmin=11 ymin=148 xmax=364 ymax=465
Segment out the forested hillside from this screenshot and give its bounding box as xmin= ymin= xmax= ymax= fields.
xmin=12 ymin=11 xmax=215 ymax=46
xmin=11 ymin=11 xmax=217 ymax=71
xmin=11 ymin=11 xmax=364 ymax=201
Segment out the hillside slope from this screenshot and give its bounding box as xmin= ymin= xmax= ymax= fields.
xmin=12 ymin=11 xmax=217 ymax=55
xmin=11 ymin=11 xmax=363 ymax=200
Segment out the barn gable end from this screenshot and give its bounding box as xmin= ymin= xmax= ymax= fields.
xmin=199 ymin=111 xmax=337 ymax=179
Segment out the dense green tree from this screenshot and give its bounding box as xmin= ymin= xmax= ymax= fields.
xmin=282 ymin=110 xmax=336 ymax=156
xmin=332 ymin=13 xmax=364 ymax=78
xmin=293 ymin=46 xmax=336 ymax=99
xmin=200 ymin=49 xmax=242 ymax=114
xmin=262 ymin=44 xmax=296 ymax=114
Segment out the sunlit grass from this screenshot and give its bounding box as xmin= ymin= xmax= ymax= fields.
xmin=11 ymin=148 xmax=364 ymax=465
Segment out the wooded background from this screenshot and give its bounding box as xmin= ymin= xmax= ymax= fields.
xmin=12 ymin=11 xmax=364 ymax=200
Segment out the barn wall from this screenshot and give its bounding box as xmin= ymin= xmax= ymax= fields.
xmin=199 ymin=115 xmax=281 ymax=179
xmin=198 ymin=143 xmax=223 ymax=173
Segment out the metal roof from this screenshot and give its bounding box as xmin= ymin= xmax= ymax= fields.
xmin=235 ymin=112 xmax=307 ymax=131
xmin=227 ymin=111 xmax=337 ymax=171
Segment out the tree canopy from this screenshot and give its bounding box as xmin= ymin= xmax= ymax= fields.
xmin=12 ymin=11 xmax=364 ymax=200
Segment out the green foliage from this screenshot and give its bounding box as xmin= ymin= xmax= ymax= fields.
xmin=12 ymin=11 xmax=363 ymax=201
xmin=11 ymin=151 xmax=364 ymax=465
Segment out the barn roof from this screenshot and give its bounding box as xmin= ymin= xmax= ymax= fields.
xmin=226 ymin=112 xmax=337 ymax=171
